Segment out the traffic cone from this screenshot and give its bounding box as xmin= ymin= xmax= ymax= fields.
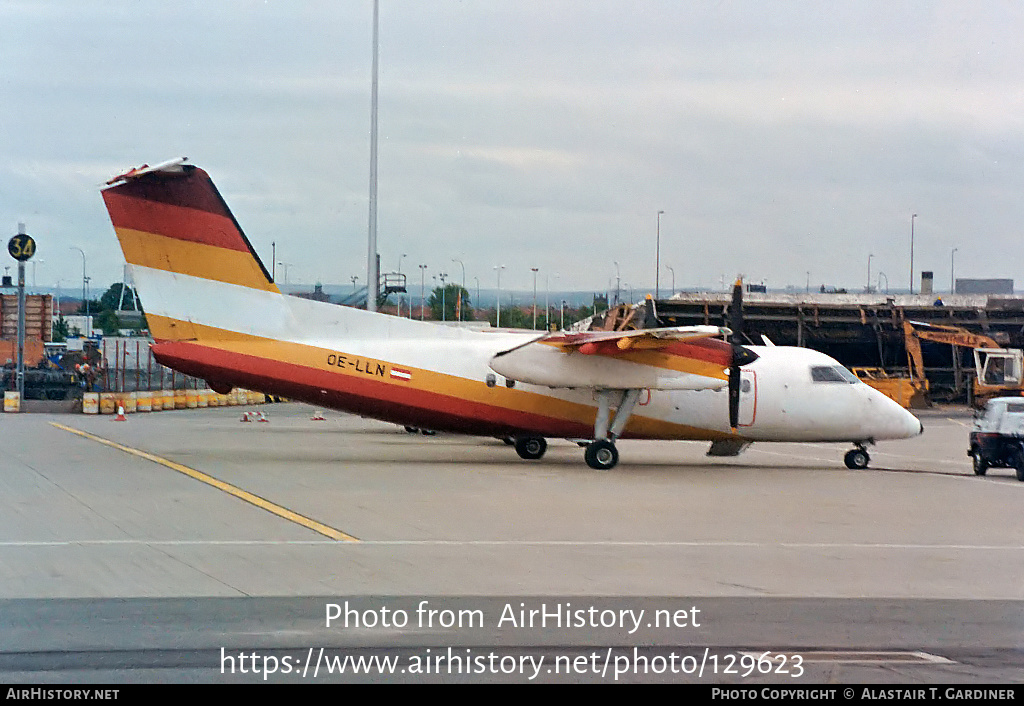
xmin=240 ymin=411 xmax=253 ymax=422
xmin=311 ymin=410 xmax=326 ymax=421
xmin=256 ymin=411 xmax=269 ymax=422
xmin=114 ymin=405 xmax=127 ymax=422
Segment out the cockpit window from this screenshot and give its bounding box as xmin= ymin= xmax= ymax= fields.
xmin=811 ymin=365 xmax=859 ymax=384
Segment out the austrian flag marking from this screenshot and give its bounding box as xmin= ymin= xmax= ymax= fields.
xmin=390 ymin=367 xmax=412 ymax=382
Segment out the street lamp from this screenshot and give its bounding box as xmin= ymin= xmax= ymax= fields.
xmin=655 ymin=210 xmax=664 ymax=299
xmin=494 ymin=265 xmax=506 ymax=327
xmin=438 ymin=272 xmax=448 ymax=321
xmin=397 ymin=254 xmax=407 ymax=316
xmin=613 ymin=261 xmax=620 ymax=306
xmin=452 ymin=258 xmax=465 ymax=320
xmin=951 ymin=248 xmax=958 ymax=294
xmin=419 ymin=264 xmax=427 ymax=320
xmin=664 ymin=265 xmax=675 ymax=297
xmin=69 ymin=247 xmax=87 ymax=321
xmin=867 ymin=253 xmax=874 ymax=293
xmin=531 ymin=267 xmax=539 ymax=330
xmin=277 ymin=261 xmax=293 ymax=286
xmin=31 ymin=259 xmax=44 ymax=288
xmin=546 ymin=273 xmax=558 ymax=330
xmin=910 ymin=213 xmax=917 ymax=294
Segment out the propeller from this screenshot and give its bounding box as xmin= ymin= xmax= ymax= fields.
xmin=728 ymin=278 xmax=759 ymax=429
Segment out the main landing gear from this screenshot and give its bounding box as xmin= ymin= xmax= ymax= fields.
xmin=843 ymin=442 xmax=872 ymax=470
xmin=507 ymin=389 xmax=640 ymax=470
xmin=581 ymin=389 xmax=642 ymax=470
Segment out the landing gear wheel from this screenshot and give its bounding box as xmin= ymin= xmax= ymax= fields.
xmin=584 ymin=440 xmax=619 ymax=470
xmin=844 ymin=448 xmax=870 ymax=470
xmin=515 ymin=436 xmax=547 ymax=460
xmin=971 ymin=450 xmax=988 ymax=476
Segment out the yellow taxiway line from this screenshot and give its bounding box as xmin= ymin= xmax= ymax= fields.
xmin=50 ymin=422 xmax=358 ymax=542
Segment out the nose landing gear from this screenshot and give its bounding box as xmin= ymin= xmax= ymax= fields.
xmin=844 ymin=442 xmax=872 ymax=469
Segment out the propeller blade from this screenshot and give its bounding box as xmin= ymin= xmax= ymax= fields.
xmin=729 ymin=278 xmax=744 ymax=345
xmin=728 ymin=278 xmax=745 ymax=429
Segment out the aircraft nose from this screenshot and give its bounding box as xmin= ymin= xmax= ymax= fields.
xmin=897 ymin=405 xmax=924 ymax=438
xmin=868 ymin=388 xmax=924 ymax=439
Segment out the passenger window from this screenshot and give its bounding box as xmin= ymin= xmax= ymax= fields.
xmin=1007 ymin=403 xmax=1024 ymax=414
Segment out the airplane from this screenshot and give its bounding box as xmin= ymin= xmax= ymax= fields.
xmin=100 ymin=158 xmax=923 ymax=471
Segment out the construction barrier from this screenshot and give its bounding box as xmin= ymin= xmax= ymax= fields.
xmin=82 ymin=393 xmax=99 ymax=414
xmin=100 ymin=393 xmax=118 ymax=415
xmin=197 ymin=390 xmax=209 ymax=408
xmin=185 ymin=390 xmax=198 ymax=409
xmin=136 ymin=391 xmax=152 ymax=412
xmin=3 ymin=391 xmax=20 ymax=413
xmin=122 ymin=395 xmax=137 ymax=413
xmin=162 ymin=390 xmax=175 ymax=410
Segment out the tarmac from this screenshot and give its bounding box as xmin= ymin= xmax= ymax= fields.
xmin=1 ymin=403 xmax=1022 ymax=683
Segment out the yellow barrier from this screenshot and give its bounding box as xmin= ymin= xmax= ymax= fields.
xmin=3 ymin=391 xmax=20 ymax=413
xmin=100 ymin=393 xmax=118 ymax=414
xmin=136 ymin=391 xmax=152 ymax=412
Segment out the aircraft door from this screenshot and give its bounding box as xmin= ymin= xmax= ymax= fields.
xmin=738 ymin=370 xmax=757 ymax=426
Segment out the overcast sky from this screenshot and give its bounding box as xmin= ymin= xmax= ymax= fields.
xmin=2 ymin=1 xmax=1023 ymax=298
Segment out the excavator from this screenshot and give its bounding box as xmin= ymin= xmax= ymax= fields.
xmin=856 ymin=319 xmax=1023 ymax=408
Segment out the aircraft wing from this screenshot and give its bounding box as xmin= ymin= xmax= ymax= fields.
xmin=489 ymin=325 xmax=735 ymax=390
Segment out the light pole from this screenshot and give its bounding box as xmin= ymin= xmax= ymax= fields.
xmin=419 ymin=264 xmax=427 ymax=320
xmin=866 ymin=253 xmax=874 ymax=293
xmin=397 ymin=254 xmax=407 ymax=316
xmin=494 ymin=265 xmax=505 ymax=327
xmin=473 ymin=276 xmax=480 ymax=318
xmin=31 ymin=259 xmax=44 ymax=288
xmin=366 ymin=0 xmax=380 ymax=313
xmin=613 ymin=261 xmax=620 ymax=306
xmin=438 ymin=272 xmax=448 ymax=321
xmin=69 ymin=247 xmax=87 ymax=322
xmin=664 ymin=265 xmax=675 ymax=297
xmin=560 ymin=300 xmax=566 ymax=330
xmin=910 ymin=213 xmax=917 ymax=294
xmin=655 ymin=210 xmax=664 ymax=299
xmin=277 ymin=261 xmax=293 ymax=286
xmin=452 ymin=257 xmax=465 ymax=320
xmin=878 ymin=271 xmax=889 ymax=294
xmin=546 ymin=273 xmax=558 ymax=330
xmin=531 ymin=267 xmax=539 ymax=330
xmin=950 ymin=247 xmax=958 ymax=293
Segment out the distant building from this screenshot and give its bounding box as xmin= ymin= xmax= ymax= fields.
xmin=291 ymin=283 xmax=332 ymax=303
xmin=955 ymin=278 xmax=1014 ymax=295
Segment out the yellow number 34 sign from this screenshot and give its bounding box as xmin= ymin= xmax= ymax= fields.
xmin=7 ymin=233 xmax=36 ymax=261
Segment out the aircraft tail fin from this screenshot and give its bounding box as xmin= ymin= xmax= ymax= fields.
xmin=101 ymin=159 xmax=281 ymax=341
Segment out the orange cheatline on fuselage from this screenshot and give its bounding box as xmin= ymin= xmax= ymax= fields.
xmin=146 ymin=319 xmax=734 ymax=442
